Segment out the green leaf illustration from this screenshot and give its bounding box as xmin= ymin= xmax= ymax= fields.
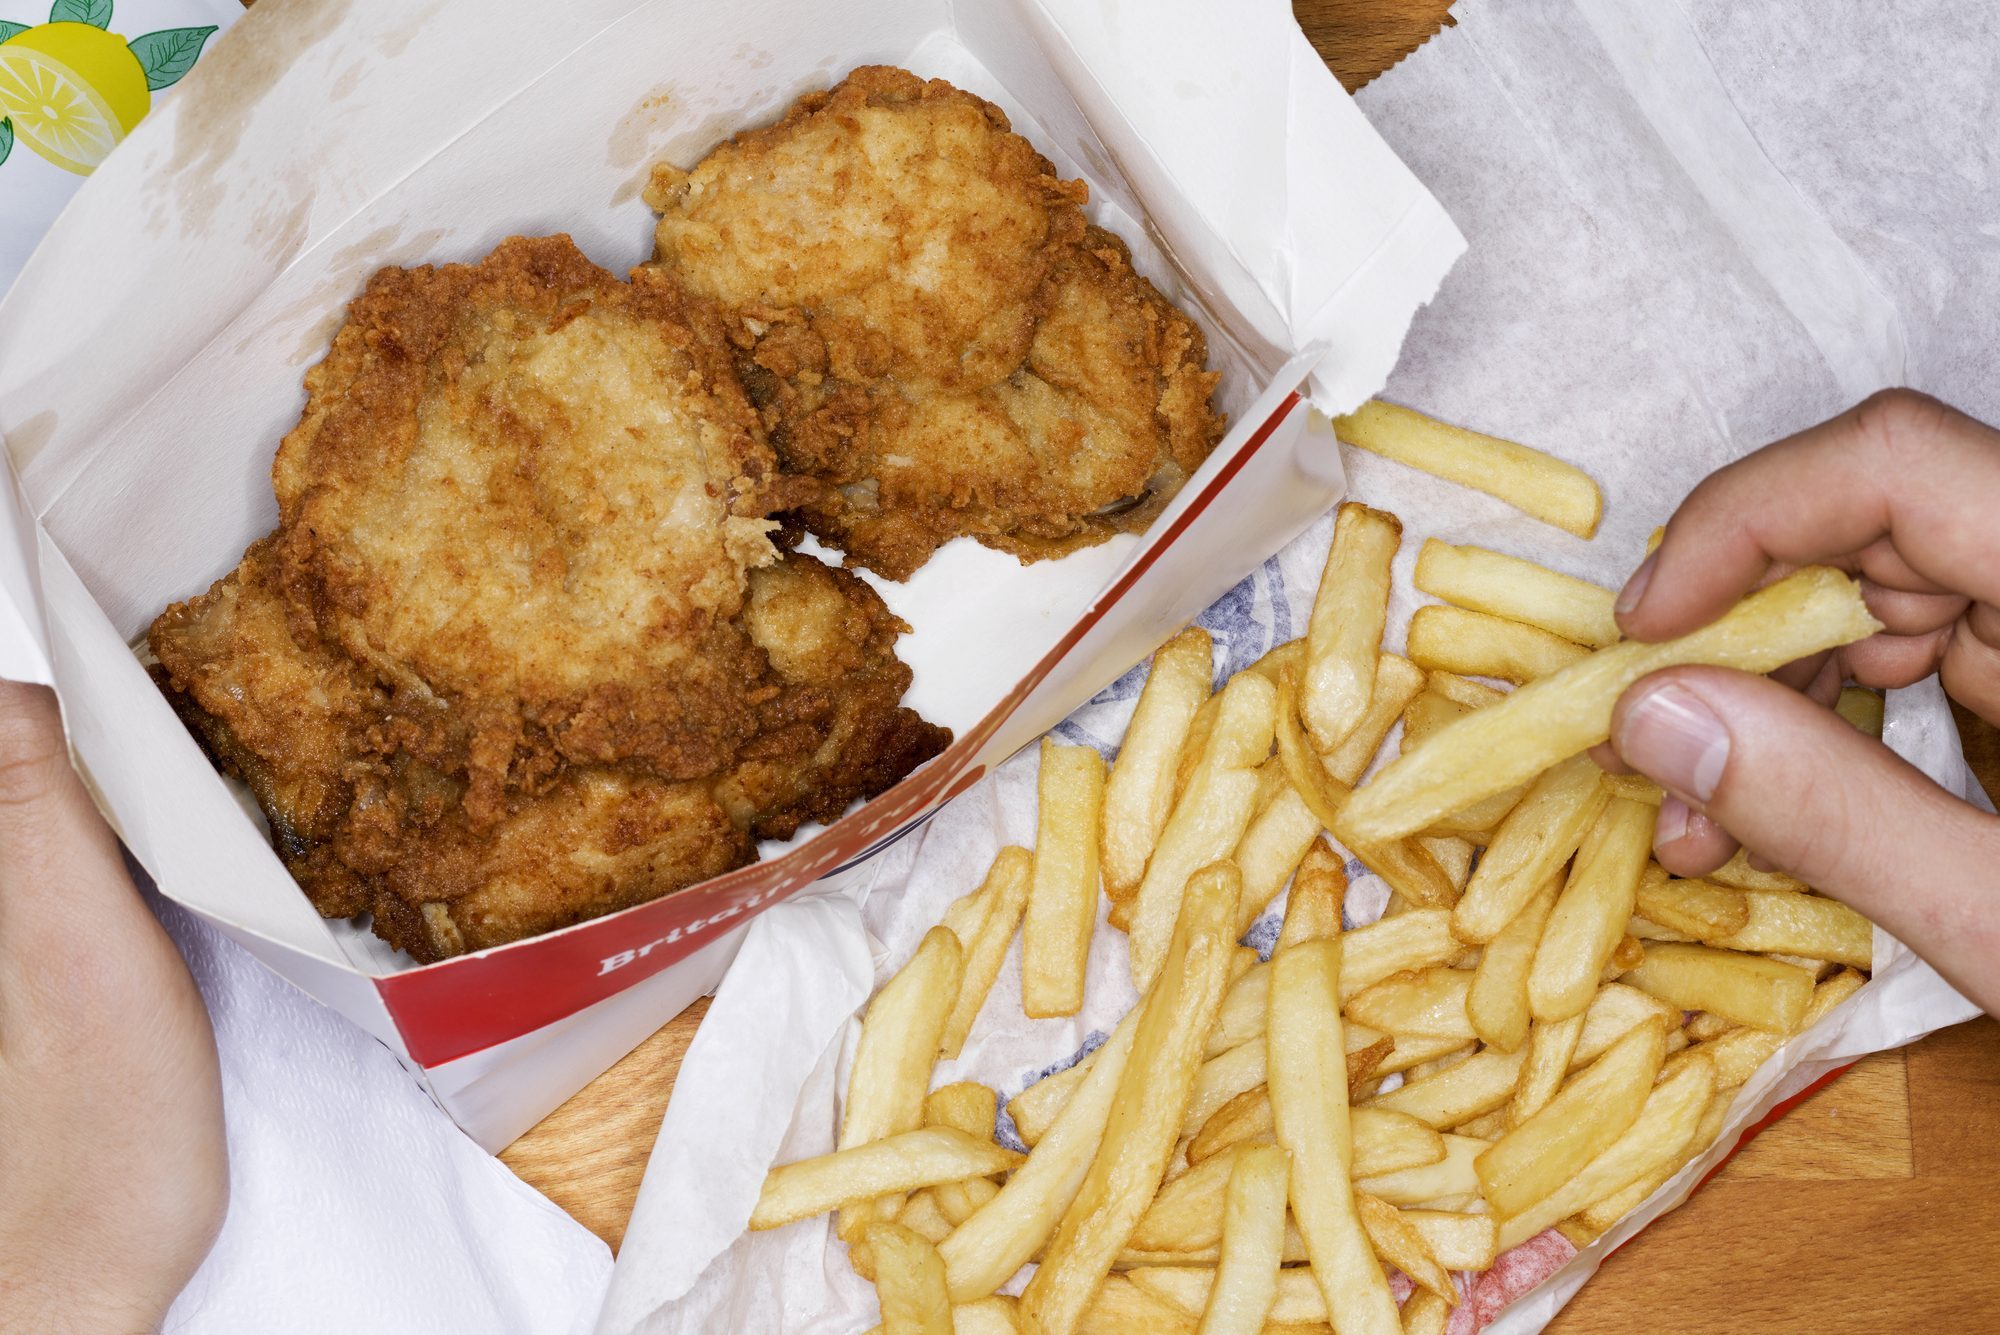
xmin=0 ymin=20 xmax=28 ymax=41
xmin=49 ymin=0 xmax=112 ymax=28
xmin=129 ymin=25 xmax=216 ymax=91
xmin=0 ymin=118 xmax=12 ymax=170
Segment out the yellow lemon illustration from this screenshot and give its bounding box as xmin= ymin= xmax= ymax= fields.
xmin=0 ymin=22 xmax=150 ymax=175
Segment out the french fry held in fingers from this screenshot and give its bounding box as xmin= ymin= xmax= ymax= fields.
xmin=1529 ymin=796 xmax=1657 ymax=1022
xmin=1622 ymin=942 xmax=1814 ymax=1032
xmin=865 ymin=1222 xmax=954 ymax=1335
xmin=1333 ymin=400 xmax=1603 ymax=537
xmin=1302 ymin=502 xmax=1401 ymax=751
xmin=1193 ymin=1144 xmax=1289 ymax=1335
xmin=837 ymin=926 xmax=966 ymax=1240
xmin=1024 ymin=740 xmax=1107 ymax=1017
xmin=751 ymin=1128 xmax=1021 ymax=1231
xmin=1019 ymin=864 xmax=1240 ymax=1335
xmin=1101 ymin=627 xmax=1212 ymax=902
xmin=1127 ymin=675 xmax=1275 ymax=989
xmin=939 ymin=847 xmax=1033 ymax=1059
xmin=1414 ymin=538 xmax=1621 ymax=648
xmin=1837 ymin=685 xmax=1886 ymax=736
xmin=1267 ymin=873 xmax=1401 ymax=1335
xmin=1338 ymin=567 xmax=1883 ymax=845
xmin=1407 ymin=604 xmax=1590 ymax=684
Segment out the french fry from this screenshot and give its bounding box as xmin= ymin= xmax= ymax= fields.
xmin=1175 ymin=692 xmax=1224 ymax=808
xmin=1456 ymin=1108 xmax=1511 ymax=1140
xmin=1355 ymin=1192 xmax=1454 ymax=1302
xmin=1684 ymin=1011 xmax=1736 ymax=1043
xmin=1191 ymin=1145 xmax=1289 ymax=1335
xmin=1602 ymin=772 xmax=1663 ymax=805
xmin=935 ymin=1175 xmax=1001 ymax=1227
xmin=1622 ymin=942 xmax=1814 ymax=1033
xmin=1836 ymin=685 xmax=1885 ymax=736
xmin=1019 ymin=865 xmax=1239 ymax=1335
xmin=1332 ymin=400 xmax=1603 ymax=538
xmin=839 ymin=926 xmax=967 ymax=1239
xmin=1355 ymin=1133 xmax=1488 ymax=1206
xmin=1368 ymin=1045 xmax=1528 ymax=1129
xmin=1077 ymin=1276 xmax=1194 ymax=1334
xmin=1713 ymin=890 xmax=1873 ymax=968
xmin=1341 ymin=908 xmax=1462 ymax=1000
xmin=1414 ymin=538 xmax=1621 ymax=648
xmin=1467 ymin=875 xmax=1560 ymax=1051
xmin=1424 ymin=671 xmax=1508 ymax=710
xmin=1494 ymin=1053 xmax=1717 ymax=1251
xmin=951 ymin=1299 xmax=1022 ymax=1335
xmin=1402 ymin=1289 xmax=1453 ymax=1335
xmin=1274 ymin=675 xmax=1459 ymax=909
xmin=1451 ymin=755 xmax=1609 ymax=943
xmin=1707 ymin=848 xmax=1809 ymax=894
xmin=1129 ymin=676 xmax=1276 ymax=989
xmin=941 ymin=848 xmax=1034 ymax=1059
xmin=867 ymin=1222 xmax=955 ymax=1335
xmin=1267 ymin=898 xmax=1401 ymax=1335
xmin=1529 ymin=797 xmax=1657 ymax=1022
xmin=1633 ymin=864 xmax=1749 ymax=942
xmin=926 ymin=1083 xmax=999 ymax=1141
xmin=1183 ymin=1084 xmax=1446 ymax=1177
xmin=1420 ymin=835 xmax=1477 ymax=893
xmin=751 ymin=1128 xmax=1021 ymax=1231
xmin=896 ymin=1190 xmax=954 ymax=1245
xmin=1007 ymin=1057 xmax=1095 ymax=1149
xmin=1573 ymin=983 xmax=1682 ymax=1065
xmin=1509 ymin=1012 xmax=1583 ymax=1127
xmin=943 ymin=1012 xmax=1138 ymax=1300
xmin=1338 ymin=568 xmax=1883 ymax=844
xmin=1230 ymin=786 xmax=1322 ymax=935
xmin=1126 ymin=1267 xmax=1327 ymax=1326
xmin=1245 ymin=639 xmax=1308 ymax=685
xmin=1475 ymin=1016 xmax=1668 ymax=1217
xmin=1303 ymin=503 xmax=1402 ymax=750
xmin=1403 ymin=1208 xmax=1499 ymax=1270
xmin=1025 ymin=740 xmax=1108 ymax=1017
xmin=1345 ymin=967 xmax=1478 ymax=1042
xmin=1696 ymin=968 xmax=1867 ymax=1090
xmin=1101 ymin=628 xmax=1213 ymax=902
xmin=1628 ymin=914 xmax=1693 ymax=942
xmin=1406 ymin=604 xmax=1590 ymax=684
xmin=1325 ymin=654 xmax=1428 ymax=784
xmin=1182 ymin=1040 xmax=1269 ymax=1140
xmin=1128 ymin=1144 xmax=1243 ymax=1251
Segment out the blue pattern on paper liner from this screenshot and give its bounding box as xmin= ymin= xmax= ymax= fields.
xmin=993 ymin=1027 xmax=1109 ymax=1154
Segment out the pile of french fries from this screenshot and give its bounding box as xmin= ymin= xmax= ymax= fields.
xmin=748 ymin=403 xmax=1887 ymax=1335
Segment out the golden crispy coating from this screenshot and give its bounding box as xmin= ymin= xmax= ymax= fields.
xmin=150 ymin=537 xmax=941 ymax=962
xmin=272 ymin=235 xmax=800 ymax=804
xmin=646 ymin=67 xmax=1226 ymax=580
xmin=151 ymin=235 xmax=947 ymax=962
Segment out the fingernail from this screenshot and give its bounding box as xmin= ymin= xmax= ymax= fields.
xmin=1616 ymin=682 xmax=1730 ymax=802
xmin=1655 ymin=794 xmax=1690 ymax=846
xmin=1615 ymin=552 xmax=1658 ymax=617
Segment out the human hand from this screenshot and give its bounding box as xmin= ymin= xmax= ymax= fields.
xmin=1604 ymin=388 xmax=2000 ymax=1016
xmin=0 ymin=682 xmax=227 ymax=1332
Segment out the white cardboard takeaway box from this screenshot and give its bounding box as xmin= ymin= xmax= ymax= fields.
xmin=0 ymin=0 xmax=1461 ymax=1148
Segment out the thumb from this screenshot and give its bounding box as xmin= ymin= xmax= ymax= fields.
xmin=1609 ymin=665 xmax=2000 ymax=1013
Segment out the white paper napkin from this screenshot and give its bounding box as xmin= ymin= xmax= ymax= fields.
xmin=144 ymin=870 xmax=613 ymax=1335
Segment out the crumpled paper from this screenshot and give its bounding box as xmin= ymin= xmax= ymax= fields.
xmin=604 ymin=0 xmax=1996 ymax=1330
xmin=142 ymin=866 xmax=613 ymax=1335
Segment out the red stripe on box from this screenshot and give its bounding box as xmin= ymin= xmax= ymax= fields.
xmin=375 ymin=392 xmax=1305 ymax=1067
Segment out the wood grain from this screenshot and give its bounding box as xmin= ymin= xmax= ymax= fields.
xmin=499 ymin=3 xmax=2000 ymax=1329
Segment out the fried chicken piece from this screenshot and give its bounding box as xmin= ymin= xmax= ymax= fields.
xmin=150 ymin=537 xmax=943 ymax=962
xmin=271 ymin=234 xmax=805 ymax=815
xmin=646 ymin=67 xmax=1226 ymax=580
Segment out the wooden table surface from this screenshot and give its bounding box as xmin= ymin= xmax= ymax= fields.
xmin=502 ymin=4 xmax=2000 ymax=1328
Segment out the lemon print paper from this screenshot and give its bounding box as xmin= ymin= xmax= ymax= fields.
xmin=0 ymin=1 xmax=215 ymax=174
